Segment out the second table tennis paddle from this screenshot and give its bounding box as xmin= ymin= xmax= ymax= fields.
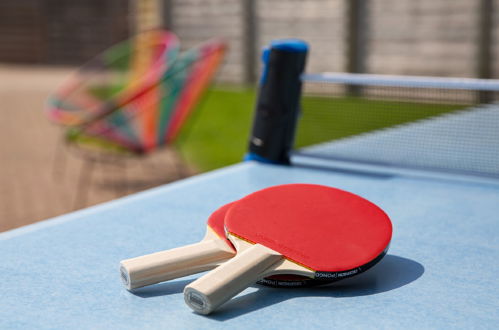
xmin=120 ymin=201 xmax=330 ymax=290
xmin=120 ymin=203 xmax=236 ymax=290
xmin=184 ymin=184 xmax=392 ymax=314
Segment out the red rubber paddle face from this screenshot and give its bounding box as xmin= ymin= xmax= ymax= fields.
xmin=225 ymin=184 xmax=392 ymax=273
xmin=207 ymin=202 xmax=235 ymax=247
xmin=207 ymin=201 xmax=334 ymax=287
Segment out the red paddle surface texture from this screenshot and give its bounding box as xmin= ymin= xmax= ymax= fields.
xmin=207 ymin=200 xmax=330 ymax=285
xmin=206 ymin=202 xmax=234 ymax=247
xmin=225 ymin=184 xmax=392 ymax=272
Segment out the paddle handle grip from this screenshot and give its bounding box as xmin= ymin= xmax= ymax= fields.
xmin=184 ymin=244 xmax=282 ymax=314
xmin=120 ymin=239 xmax=234 ymax=290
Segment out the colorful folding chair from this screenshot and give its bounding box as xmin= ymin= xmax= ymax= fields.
xmin=47 ymin=29 xmax=180 ymax=128
xmin=70 ymin=38 xmax=227 ymax=155
xmin=46 ymin=32 xmax=227 ymax=207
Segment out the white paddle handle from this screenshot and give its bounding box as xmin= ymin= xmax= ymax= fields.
xmin=120 ymin=239 xmax=234 ymax=290
xmin=184 ymin=243 xmax=282 ymax=314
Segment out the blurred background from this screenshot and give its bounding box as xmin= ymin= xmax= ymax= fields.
xmin=1 ymin=0 xmax=497 ymax=231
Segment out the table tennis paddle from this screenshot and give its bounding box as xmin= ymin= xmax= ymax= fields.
xmin=120 ymin=203 xmax=235 ymax=290
xmin=184 ymin=184 xmax=392 ymax=314
xmin=120 ymin=201 xmax=329 ymax=290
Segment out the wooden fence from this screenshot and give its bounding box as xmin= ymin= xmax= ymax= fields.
xmin=1 ymin=0 xmax=498 ymax=84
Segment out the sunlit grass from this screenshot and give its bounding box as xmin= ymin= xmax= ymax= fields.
xmin=177 ymin=88 xmax=467 ymax=171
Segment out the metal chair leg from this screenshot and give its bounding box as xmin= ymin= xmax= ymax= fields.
xmin=73 ymin=159 xmax=95 ymax=210
xmin=52 ymin=138 xmax=67 ymax=181
xmin=114 ymin=160 xmax=128 ymax=198
xmin=172 ymin=148 xmax=189 ymax=179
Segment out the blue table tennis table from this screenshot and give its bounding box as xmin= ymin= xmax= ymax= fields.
xmin=2 ymin=41 xmax=499 ymax=328
xmin=1 ymin=143 xmax=498 ymax=329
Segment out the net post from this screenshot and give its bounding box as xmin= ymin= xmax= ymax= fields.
xmin=245 ymin=39 xmax=308 ymax=165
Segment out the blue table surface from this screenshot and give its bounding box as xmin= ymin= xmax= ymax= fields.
xmin=1 ymin=158 xmax=498 ymax=329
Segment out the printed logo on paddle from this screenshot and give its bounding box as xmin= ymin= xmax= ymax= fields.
xmin=315 ymin=268 xmax=360 ymax=279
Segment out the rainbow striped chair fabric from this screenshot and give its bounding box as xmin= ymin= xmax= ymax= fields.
xmin=46 ymin=30 xmax=227 ymax=206
xmin=47 ymin=30 xmax=226 ymax=155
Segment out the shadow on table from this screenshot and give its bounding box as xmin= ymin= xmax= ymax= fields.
xmin=129 ymin=254 xmax=424 ymax=319
xmin=131 ymin=279 xmax=192 ymax=298
xmin=207 ymin=254 xmax=424 ymax=320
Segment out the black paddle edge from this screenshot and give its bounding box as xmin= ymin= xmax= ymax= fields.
xmin=257 ymin=245 xmax=389 ymax=288
xmin=314 ymin=246 xmax=389 ymax=281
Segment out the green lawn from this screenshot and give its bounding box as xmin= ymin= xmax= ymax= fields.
xmin=176 ymin=88 xmax=256 ymax=171
xmin=296 ymin=95 xmax=467 ymax=148
xmin=176 ymin=88 xmax=467 ymax=172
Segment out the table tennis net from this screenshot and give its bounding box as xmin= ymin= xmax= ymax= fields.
xmin=295 ymin=73 xmax=499 ymax=178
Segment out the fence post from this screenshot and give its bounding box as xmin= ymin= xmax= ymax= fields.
xmin=346 ymin=0 xmax=368 ymax=74
xmin=346 ymin=0 xmax=368 ymax=95
xmin=129 ymin=0 xmax=164 ymax=34
xmin=242 ymin=0 xmax=258 ymax=85
xmin=162 ymin=0 xmax=174 ymax=30
xmin=477 ymin=0 xmax=494 ymax=102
